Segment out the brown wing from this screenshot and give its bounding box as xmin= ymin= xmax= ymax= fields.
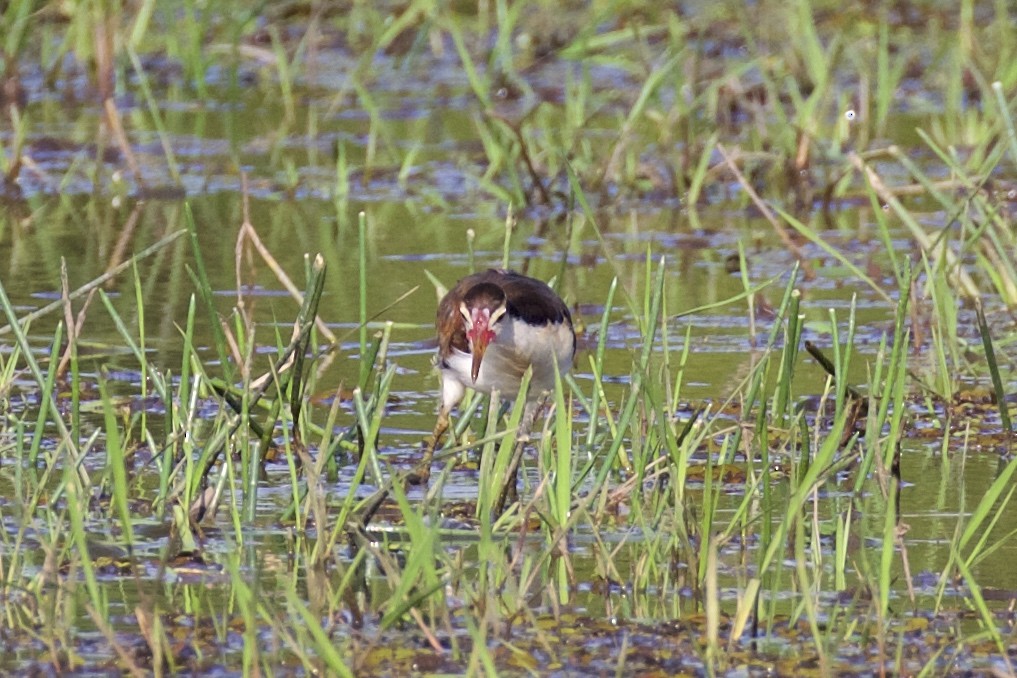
xmin=436 ymin=269 xmax=574 ymax=359
xmin=496 ymin=271 xmax=572 ymax=327
xmin=487 ymin=270 xmax=575 ymax=362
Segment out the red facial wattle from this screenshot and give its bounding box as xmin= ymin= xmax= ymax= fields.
xmin=467 ymin=310 xmax=495 ymax=382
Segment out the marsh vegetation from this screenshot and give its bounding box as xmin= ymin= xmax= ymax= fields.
xmin=2 ymin=0 xmax=1017 ymax=674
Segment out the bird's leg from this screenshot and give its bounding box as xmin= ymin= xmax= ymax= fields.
xmin=494 ymin=396 xmax=544 ymax=514
xmin=496 ymin=439 xmax=524 ymax=512
xmin=409 ymin=406 xmax=451 ymax=485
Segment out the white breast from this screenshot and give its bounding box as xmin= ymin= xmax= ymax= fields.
xmin=440 ymin=317 xmax=573 ymax=409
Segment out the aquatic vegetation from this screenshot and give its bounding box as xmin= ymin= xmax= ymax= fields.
xmin=1 ymin=0 xmax=1017 ymax=675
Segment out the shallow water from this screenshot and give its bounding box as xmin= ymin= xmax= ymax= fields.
xmin=2 ymin=3 xmax=1017 ymax=674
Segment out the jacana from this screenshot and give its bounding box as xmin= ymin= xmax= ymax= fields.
xmin=412 ymin=268 xmax=575 ymax=486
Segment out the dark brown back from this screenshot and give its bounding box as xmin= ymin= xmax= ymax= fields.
xmin=436 ymin=269 xmax=573 ymax=357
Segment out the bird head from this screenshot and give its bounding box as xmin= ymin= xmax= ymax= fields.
xmin=459 ymin=283 xmax=507 ymax=382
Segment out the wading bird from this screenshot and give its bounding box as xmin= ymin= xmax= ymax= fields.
xmin=412 ymin=269 xmax=575 ymax=489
